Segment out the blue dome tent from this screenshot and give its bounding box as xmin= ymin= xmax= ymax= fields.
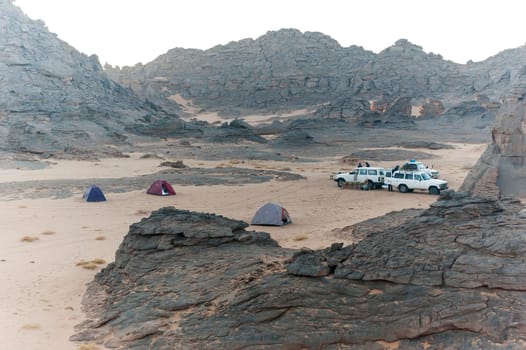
xmin=82 ymin=185 xmax=107 ymax=202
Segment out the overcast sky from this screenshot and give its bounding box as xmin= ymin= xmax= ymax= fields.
xmin=13 ymin=0 xmax=526 ymax=67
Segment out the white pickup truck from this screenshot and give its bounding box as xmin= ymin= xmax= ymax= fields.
xmin=333 ymin=167 xmax=385 ymax=189
xmin=384 ymin=170 xmax=448 ymax=195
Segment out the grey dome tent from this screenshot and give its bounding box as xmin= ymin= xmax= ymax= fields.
xmin=250 ymin=202 xmax=292 ymax=226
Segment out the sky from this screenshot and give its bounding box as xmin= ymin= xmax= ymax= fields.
xmin=12 ymin=0 xmax=526 ymax=68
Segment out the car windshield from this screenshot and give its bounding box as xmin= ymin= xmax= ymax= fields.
xmin=421 ymin=172 xmax=431 ymax=180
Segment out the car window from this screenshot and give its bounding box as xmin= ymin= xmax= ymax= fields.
xmin=421 ymin=173 xmax=431 ymax=180
xmin=359 ymin=169 xmax=367 ymax=175
xmin=415 ymin=174 xmax=421 ymax=181
xmin=394 ymin=173 xmax=404 ymax=179
xmin=379 ymin=170 xmax=385 ymax=175
xmin=367 ymin=169 xmax=377 ymax=175
xmin=386 ymin=171 xmax=391 ymax=178
xmin=405 ymin=173 xmax=414 ymax=180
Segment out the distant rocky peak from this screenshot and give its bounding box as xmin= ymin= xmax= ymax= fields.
xmin=394 ymin=38 xmax=422 ymax=49
xmin=256 ymin=28 xmax=342 ymax=49
xmin=379 ymin=38 xmax=427 ymax=57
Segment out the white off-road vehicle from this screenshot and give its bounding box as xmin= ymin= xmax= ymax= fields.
xmin=400 ymin=160 xmax=439 ymax=179
xmin=333 ymin=167 xmax=385 ymax=189
xmin=384 ymin=170 xmax=448 ymax=195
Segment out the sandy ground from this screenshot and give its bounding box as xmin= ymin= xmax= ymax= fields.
xmin=0 ymin=142 xmax=487 ymax=349
xmin=172 ymin=93 xmax=312 ymax=125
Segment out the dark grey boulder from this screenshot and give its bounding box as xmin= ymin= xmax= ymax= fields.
xmin=271 ymin=129 xmax=314 ymax=146
xmin=204 ymin=118 xmax=267 ymax=143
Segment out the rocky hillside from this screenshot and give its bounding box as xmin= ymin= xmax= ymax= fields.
xmin=0 ymin=0 xmax=183 ymax=158
xmin=106 ymin=28 xmax=524 ymax=123
xmin=2 ymin=0 xmax=521 ymax=157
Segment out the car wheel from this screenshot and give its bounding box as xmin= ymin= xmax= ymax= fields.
xmin=337 ymin=179 xmax=345 ymax=188
xmin=429 ymin=186 xmax=440 ymax=195
xmin=367 ymin=180 xmax=374 ymax=190
xmin=398 ymin=184 xmax=409 ymax=193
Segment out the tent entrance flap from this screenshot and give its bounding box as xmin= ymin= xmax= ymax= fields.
xmin=147 ymin=180 xmax=176 ymax=196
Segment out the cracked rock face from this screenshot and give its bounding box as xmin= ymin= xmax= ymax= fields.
xmin=74 ymin=192 xmax=526 ymax=349
xmin=461 ymin=66 xmax=526 ymax=198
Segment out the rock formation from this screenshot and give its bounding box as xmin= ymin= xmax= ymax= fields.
xmin=3 ymin=2 xmax=520 ymax=157
xmin=106 ymin=29 xmax=526 ymax=131
xmin=72 ymin=208 xmax=290 ymax=348
xmin=460 ymin=66 xmax=526 ymax=198
xmin=0 ymin=0 xmax=184 ymax=158
xmin=204 ymin=118 xmax=268 ymax=144
xmin=74 ymin=190 xmax=526 ymax=349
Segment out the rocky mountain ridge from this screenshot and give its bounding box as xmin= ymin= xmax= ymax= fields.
xmin=2 ymin=0 xmax=524 ymax=158
xmin=106 ymin=28 xmax=525 ymax=122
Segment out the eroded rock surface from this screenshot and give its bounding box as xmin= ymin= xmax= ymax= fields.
xmin=73 ymin=208 xmax=290 ymax=348
xmin=74 ymin=191 xmax=526 ymax=349
xmin=105 ymin=29 xmax=526 ymax=137
xmin=107 ymin=30 xmax=517 ymax=114
xmin=461 ymin=66 xmax=526 ymax=198
xmin=0 ymin=0 xmax=184 ymax=157
xmin=2 ymin=3 xmax=507 ymax=158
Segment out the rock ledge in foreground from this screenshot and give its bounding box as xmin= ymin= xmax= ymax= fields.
xmin=74 ymin=199 xmax=526 ymax=349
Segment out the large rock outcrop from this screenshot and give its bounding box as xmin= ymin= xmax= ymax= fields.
xmin=0 ymin=0 xmax=184 ymax=157
xmin=74 ymin=189 xmax=526 ymax=349
xmin=460 ymin=66 xmax=526 ymax=198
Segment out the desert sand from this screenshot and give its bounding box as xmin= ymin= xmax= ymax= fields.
xmin=0 ymin=142 xmax=486 ymax=350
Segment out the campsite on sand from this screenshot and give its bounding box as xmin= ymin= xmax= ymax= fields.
xmin=0 ymin=142 xmax=485 ymax=350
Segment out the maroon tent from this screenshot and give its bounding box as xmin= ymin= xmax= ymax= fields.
xmin=147 ymin=179 xmax=176 ymax=196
